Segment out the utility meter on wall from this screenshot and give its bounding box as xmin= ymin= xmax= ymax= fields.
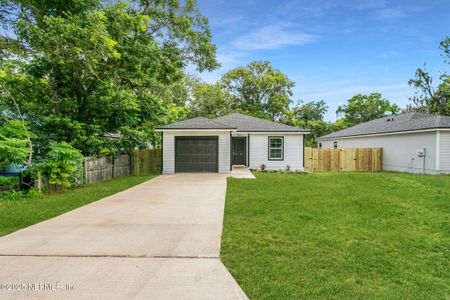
xmin=417 ymin=148 xmax=426 ymax=157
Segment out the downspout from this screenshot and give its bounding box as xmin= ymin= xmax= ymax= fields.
xmin=229 ymin=131 xmax=232 ymax=171
xmin=247 ymin=134 xmax=250 ymax=167
xmin=423 ymin=150 xmax=426 ymax=175
xmin=303 ymin=134 xmax=305 ymax=169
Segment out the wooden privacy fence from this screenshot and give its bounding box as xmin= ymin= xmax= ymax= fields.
xmin=131 ymin=149 xmax=162 ymax=175
xmin=84 ymin=154 xmax=131 ymax=184
xmin=305 ymin=147 xmax=383 ymax=172
xmin=84 ymin=149 xmax=162 ymax=184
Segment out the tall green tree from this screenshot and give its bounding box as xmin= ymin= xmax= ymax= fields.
xmin=336 ymin=93 xmax=399 ymax=126
xmin=0 ymin=120 xmax=33 ymax=166
xmin=440 ymin=37 xmax=450 ymax=63
xmin=0 ymin=0 xmax=218 ymax=156
xmin=408 ymin=69 xmax=450 ymax=115
xmin=283 ymin=100 xmax=332 ymax=147
xmin=289 ymin=100 xmax=328 ymax=123
xmin=221 ymin=61 xmax=294 ymax=120
xmin=407 ymin=37 xmax=450 ymax=116
xmin=187 ymin=78 xmax=234 ymax=119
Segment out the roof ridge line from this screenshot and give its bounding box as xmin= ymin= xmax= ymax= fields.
xmin=210 ymin=117 xmax=233 ymax=128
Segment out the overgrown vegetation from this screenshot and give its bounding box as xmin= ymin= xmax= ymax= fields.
xmin=0 ymin=176 xmax=19 ymax=192
xmin=0 ymin=0 xmax=217 ymax=189
xmin=222 ymin=172 xmax=450 ymax=299
xmin=1 ymin=0 xmax=218 ymax=158
xmin=0 ymin=120 xmax=32 ymax=166
xmin=38 ymin=142 xmax=84 ymax=191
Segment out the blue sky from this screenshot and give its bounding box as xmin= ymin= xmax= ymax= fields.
xmin=192 ymin=0 xmax=450 ymax=121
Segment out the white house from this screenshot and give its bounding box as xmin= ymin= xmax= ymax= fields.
xmin=318 ymin=112 xmax=450 ymax=175
xmin=156 ymin=113 xmax=309 ymax=173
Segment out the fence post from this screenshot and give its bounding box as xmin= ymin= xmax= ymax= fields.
xmin=34 ymin=171 xmax=42 ymax=190
xmin=111 ymin=156 xmax=115 ymax=179
xmin=83 ymin=158 xmax=88 ymax=184
xmin=131 ymin=151 xmax=136 ymax=176
xmin=128 ymin=153 xmax=132 ymax=176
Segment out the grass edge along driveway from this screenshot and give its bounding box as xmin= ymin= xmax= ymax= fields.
xmin=0 ymin=175 xmax=154 ymax=237
xmin=221 ymin=172 xmax=450 ymax=299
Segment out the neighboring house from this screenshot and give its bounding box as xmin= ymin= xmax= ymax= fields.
xmin=0 ymin=164 xmax=25 ymax=177
xmin=156 ymin=113 xmax=309 ymax=173
xmin=318 ymin=112 xmax=450 ymax=175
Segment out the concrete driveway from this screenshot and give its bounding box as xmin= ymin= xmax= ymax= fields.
xmin=0 ymin=174 xmax=247 ymax=299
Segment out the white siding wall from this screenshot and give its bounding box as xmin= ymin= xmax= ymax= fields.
xmin=162 ymin=131 xmax=231 ymax=173
xmin=439 ymin=131 xmax=450 ymax=172
xmin=321 ymin=131 xmax=438 ymax=174
xmin=249 ymin=134 xmax=304 ymax=171
xmin=218 ymin=132 xmax=231 ymax=173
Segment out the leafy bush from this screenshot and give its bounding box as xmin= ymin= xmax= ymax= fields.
xmin=0 ymin=188 xmax=43 ymax=201
xmin=26 ymin=188 xmax=44 ymax=198
xmin=39 ymin=142 xmax=84 ymax=191
xmin=0 ymin=176 xmax=19 ymax=192
xmin=0 ymin=190 xmax=26 ymax=201
xmin=0 ymin=120 xmax=32 ymax=165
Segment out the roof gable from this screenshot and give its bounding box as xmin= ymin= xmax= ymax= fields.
xmin=319 ymin=112 xmax=450 ymax=140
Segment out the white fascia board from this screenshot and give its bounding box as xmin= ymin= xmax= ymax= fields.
xmin=318 ymin=128 xmax=450 ymax=141
xmin=239 ymin=131 xmax=310 ymax=135
xmin=155 ymin=129 xmax=236 ymax=132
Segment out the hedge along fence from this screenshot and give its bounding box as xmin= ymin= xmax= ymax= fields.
xmin=305 ymin=147 xmax=383 ymax=172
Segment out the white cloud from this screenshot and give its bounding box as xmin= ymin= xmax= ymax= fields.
xmin=232 ymin=23 xmax=317 ymax=51
xmin=209 ymin=15 xmax=244 ymax=28
xmin=216 ymin=50 xmax=246 ymax=65
xmin=379 ymin=50 xmax=400 ymax=59
xmin=375 ymin=8 xmax=405 ymax=21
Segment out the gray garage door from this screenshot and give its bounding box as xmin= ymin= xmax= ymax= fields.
xmin=175 ymin=136 xmax=218 ymax=172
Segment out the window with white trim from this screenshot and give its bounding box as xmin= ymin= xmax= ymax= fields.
xmin=333 ymin=141 xmax=338 ymax=149
xmin=268 ymin=137 xmax=283 ymax=160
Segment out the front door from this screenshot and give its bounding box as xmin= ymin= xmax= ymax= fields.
xmin=232 ymin=137 xmax=246 ymax=165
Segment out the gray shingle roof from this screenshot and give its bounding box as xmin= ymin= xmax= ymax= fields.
xmin=157 ymin=117 xmax=236 ymax=129
xmin=319 ymin=112 xmax=450 ymax=140
xmin=215 ymin=113 xmax=308 ymax=132
xmin=157 ymin=113 xmax=308 ymax=132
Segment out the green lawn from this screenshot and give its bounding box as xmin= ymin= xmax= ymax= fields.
xmin=0 ymin=175 xmax=154 ymax=237
xmin=222 ymin=172 xmax=450 ymax=299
